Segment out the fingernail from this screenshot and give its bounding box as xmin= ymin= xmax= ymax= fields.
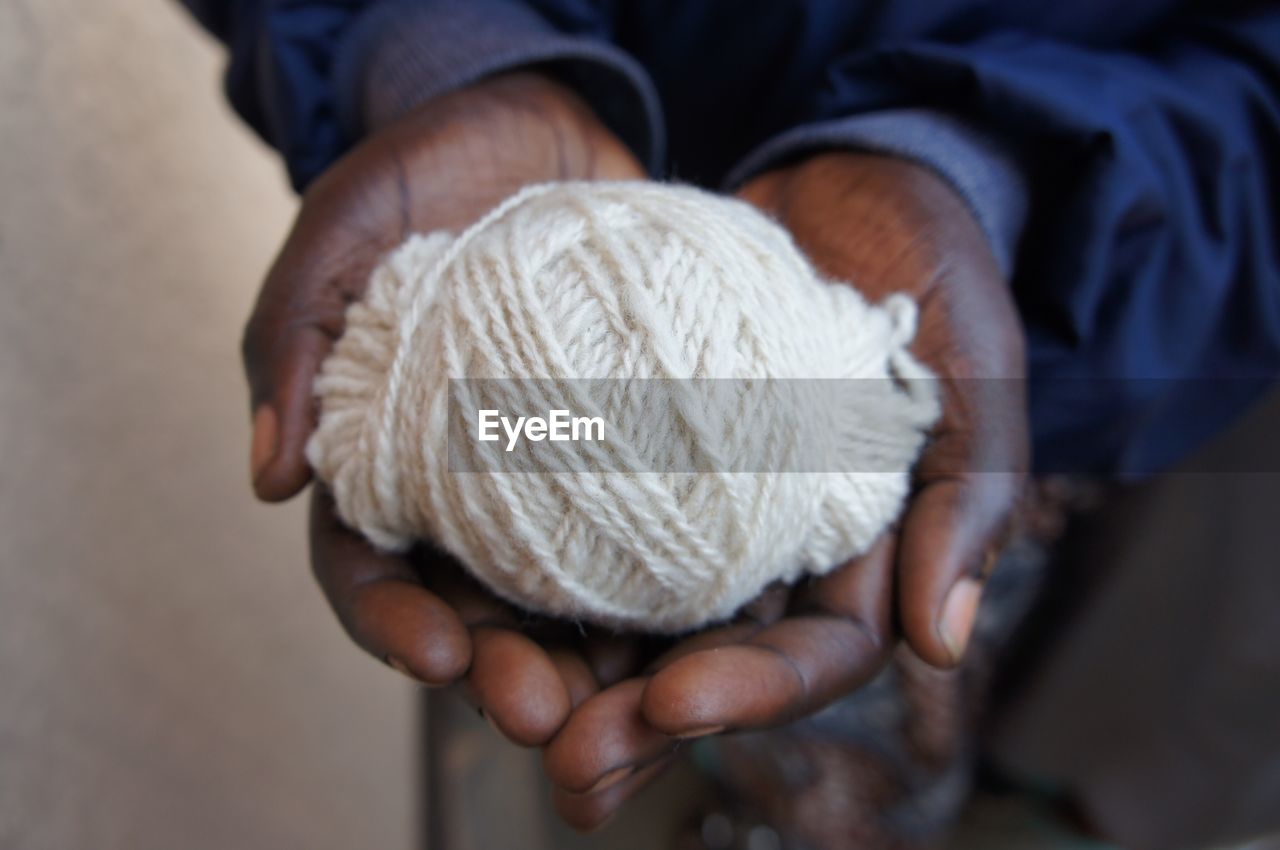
xmin=939 ymin=578 xmax=982 ymax=663
xmin=675 ymin=724 xmax=725 ymax=740
xmin=587 ymin=765 xmax=634 ymax=794
xmin=250 ymin=405 xmax=278 ymax=486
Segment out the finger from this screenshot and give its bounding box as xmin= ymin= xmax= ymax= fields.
xmin=644 ymin=620 xmax=761 ymax=674
xmin=243 ymin=309 xmax=331 ymax=502
xmin=419 ymin=553 xmax=523 ymax=630
xmin=542 ymin=678 xmax=674 ymax=794
xmin=551 ymin=755 xmax=675 ymax=833
xmin=580 ymin=633 xmax=649 ymax=689
xmin=548 ymin=646 xmax=601 ymax=709
xmin=414 ymin=553 xmax=592 ymax=742
xmin=896 ymin=472 xmax=1019 ymax=668
xmin=644 ymin=581 xmax=789 ymax=673
xmin=642 ymin=534 xmax=895 ymax=736
xmin=468 ymin=626 xmax=572 ymax=747
xmin=309 ymin=487 xmax=471 ymax=684
xmin=243 ymin=224 xmax=379 ymax=502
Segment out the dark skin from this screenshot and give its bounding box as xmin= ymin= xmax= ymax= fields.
xmin=245 ymin=71 xmax=1028 ymax=830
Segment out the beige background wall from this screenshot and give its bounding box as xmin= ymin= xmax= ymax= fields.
xmin=0 ymin=1 xmax=416 ymax=848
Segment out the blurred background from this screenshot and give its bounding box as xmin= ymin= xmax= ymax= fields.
xmin=0 ymin=1 xmax=417 ymax=847
xmin=3 ymin=2 xmax=1279 ymax=850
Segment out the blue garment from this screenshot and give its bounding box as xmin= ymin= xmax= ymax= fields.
xmin=179 ymin=0 xmax=1280 ymax=476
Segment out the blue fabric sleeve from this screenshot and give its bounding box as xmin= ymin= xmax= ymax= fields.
xmin=175 ymin=0 xmax=663 ymax=189
xmin=177 ymin=0 xmax=362 ymax=189
xmin=722 ymin=109 xmax=1029 ymax=279
xmin=333 ymin=0 xmax=662 ymax=168
xmin=802 ymin=10 xmax=1280 ymax=475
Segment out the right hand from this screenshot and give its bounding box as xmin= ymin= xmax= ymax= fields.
xmin=538 ymin=153 xmax=1030 ymax=830
xmin=241 ymin=71 xmax=647 ymax=737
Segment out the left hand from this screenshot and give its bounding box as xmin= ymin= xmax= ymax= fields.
xmin=244 ymin=71 xmax=658 ymax=754
xmin=541 ymin=151 xmax=1029 ymax=830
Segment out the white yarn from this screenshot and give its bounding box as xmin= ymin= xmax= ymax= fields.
xmin=307 ymin=182 xmax=939 ymax=633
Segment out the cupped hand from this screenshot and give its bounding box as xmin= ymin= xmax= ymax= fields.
xmin=242 ymin=71 xmax=647 ymax=740
xmin=540 ymin=151 xmax=1029 ymax=829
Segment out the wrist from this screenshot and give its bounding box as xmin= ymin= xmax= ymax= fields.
xmin=383 ymin=72 xmax=645 ymax=184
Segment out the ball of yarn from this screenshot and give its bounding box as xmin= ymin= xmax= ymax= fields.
xmin=307 ymin=182 xmax=939 ymax=633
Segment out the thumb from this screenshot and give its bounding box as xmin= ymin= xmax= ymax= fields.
xmin=242 ymin=251 xmax=347 ymax=502
xmin=895 ymin=471 xmax=1019 ymax=667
